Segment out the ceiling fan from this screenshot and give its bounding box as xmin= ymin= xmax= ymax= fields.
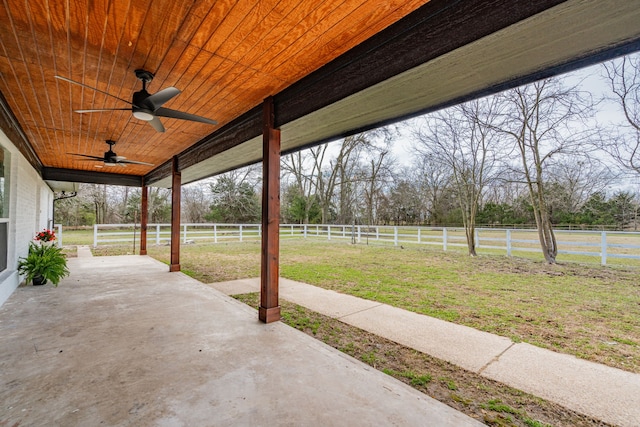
xmin=55 ymin=69 xmax=217 ymax=132
xmin=69 ymin=140 xmax=153 ymax=168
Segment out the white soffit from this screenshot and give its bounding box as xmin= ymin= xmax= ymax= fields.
xmin=46 ymin=180 xmax=80 ymax=193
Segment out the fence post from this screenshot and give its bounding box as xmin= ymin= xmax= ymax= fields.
xmin=239 ymin=224 xmax=243 ymax=242
xmin=417 ymin=228 xmax=421 ymax=244
xmin=394 ymin=226 xmax=398 ymax=246
xmin=601 ymin=231 xmax=607 ymax=266
xmin=357 ymin=225 xmax=361 ymax=243
xmin=328 ymin=225 xmax=331 ymax=241
xmin=56 ymin=224 xmax=62 ymax=248
xmin=475 ymin=228 xmax=479 ymax=249
xmin=156 ymin=224 xmax=160 ymax=245
xmin=443 ymin=228 xmax=448 ymax=251
xmin=376 ymin=226 xmax=379 ymax=240
xmin=304 ymin=224 xmax=307 ymax=238
xmin=93 ymin=224 xmax=98 ymax=248
xmin=214 ymin=224 xmax=218 ymax=243
xmin=183 ymin=224 xmax=188 ymax=243
xmin=506 ymin=229 xmax=512 ymax=257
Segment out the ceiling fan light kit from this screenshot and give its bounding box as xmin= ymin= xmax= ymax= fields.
xmin=132 ymin=110 xmax=154 ymax=121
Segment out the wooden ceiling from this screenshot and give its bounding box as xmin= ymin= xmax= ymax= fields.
xmin=1 ymin=0 xmax=640 ymax=188
xmin=0 ymin=0 xmax=428 ymax=176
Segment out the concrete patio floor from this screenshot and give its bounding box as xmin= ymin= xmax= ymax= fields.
xmin=0 ymin=255 xmax=481 ymax=426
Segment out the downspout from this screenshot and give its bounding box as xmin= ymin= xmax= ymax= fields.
xmin=52 ymin=191 xmax=77 ymax=228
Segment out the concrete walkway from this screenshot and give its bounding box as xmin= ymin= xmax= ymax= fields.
xmin=0 ymin=256 xmax=481 ymax=426
xmin=76 ymin=245 xmax=93 ymax=257
xmin=212 ymin=278 xmax=640 ymax=427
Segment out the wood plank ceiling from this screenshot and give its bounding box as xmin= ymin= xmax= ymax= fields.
xmin=0 ymin=0 xmax=428 ymax=177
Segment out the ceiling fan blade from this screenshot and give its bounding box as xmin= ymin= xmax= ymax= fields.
xmin=144 ymin=87 xmax=180 ymax=110
xmin=68 ymin=153 xmax=104 ymax=161
xmin=75 ymin=108 xmax=131 ymax=113
xmin=155 ymin=107 xmax=217 ymax=125
xmin=118 ymin=159 xmax=154 ymax=166
xmin=147 ymin=116 xmax=165 ymax=132
xmin=55 ymin=75 xmax=133 ymax=106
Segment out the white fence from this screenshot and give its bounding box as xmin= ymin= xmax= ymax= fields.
xmin=90 ymin=223 xmax=640 ymax=266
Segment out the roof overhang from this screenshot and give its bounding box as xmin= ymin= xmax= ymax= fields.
xmin=148 ymin=0 xmax=640 ymax=187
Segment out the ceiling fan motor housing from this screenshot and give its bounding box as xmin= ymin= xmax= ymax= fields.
xmin=104 ymin=149 xmax=117 ymax=163
xmin=132 ymin=89 xmax=155 ymax=120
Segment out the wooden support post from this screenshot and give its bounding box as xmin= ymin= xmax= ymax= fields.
xmin=259 ymin=96 xmax=281 ymax=323
xmin=170 ymin=156 xmax=181 ymax=272
xmin=140 ymin=183 xmax=148 ymax=255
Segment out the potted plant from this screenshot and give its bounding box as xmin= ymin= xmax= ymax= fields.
xmin=17 ymin=242 xmax=70 ymax=286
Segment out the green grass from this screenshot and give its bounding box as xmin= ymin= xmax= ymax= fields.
xmin=74 ymin=232 xmax=640 ymax=373
xmin=383 ymin=369 xmax=432 ymax=387
xmin=484 ymin=399 xmax=519 ymax=414
xmin=282 ymin=305 xmax=321 ymax=335
xmin=274 ymin=241 xmax=640 ymax=373
xmin=523 ymin=419 xmax=553 ymax=427
xmin=440 ymin=377 xmax=458 ymax=390
xmin=59 ymin=228 xmax=95 ymax=246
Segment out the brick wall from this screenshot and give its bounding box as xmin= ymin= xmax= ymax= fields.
xmin=0 ymin=129 xmax=53 ymax=306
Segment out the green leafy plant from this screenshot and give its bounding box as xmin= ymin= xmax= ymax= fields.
xmin=17 ymin=242 xmax=70 ymax=286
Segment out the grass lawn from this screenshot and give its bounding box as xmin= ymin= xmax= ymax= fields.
xmin=59 ymin=228 xmax=96 ymax=246
xmin=92 ymin=239 xmax=640 ymax=374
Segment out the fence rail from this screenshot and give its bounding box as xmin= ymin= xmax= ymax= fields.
xmin=89 ymin=223 xmax=640 ymax=266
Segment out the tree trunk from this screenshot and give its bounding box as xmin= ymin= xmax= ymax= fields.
xmin=465 ymin=222 xmax=477 ymax=256
xmin=530 ymin=179 xmax=557 ymax=263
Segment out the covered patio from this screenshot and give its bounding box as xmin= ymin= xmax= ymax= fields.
xmin=0 ymin=255 xmax=481 ymax=425
xmin=1 ymin=0 xmax=640 ymax=320
xmin=1 ymin=1 xmax=640 ymax=424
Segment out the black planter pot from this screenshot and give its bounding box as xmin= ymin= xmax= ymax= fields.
xmin=32 ymin=274 xmax=48 ymax=286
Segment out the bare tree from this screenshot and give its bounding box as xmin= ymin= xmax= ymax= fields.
xmin=602 ymin=53 xmax=640 ymax=176
xmin=311 ymin=134 xmax=369 ymax=223
xmin=410 ymin=157 xmax=453 ymax=226
xmin=84 ymin=184 xmax=109 ymax=224
xmin=281 ymin=150 xmax=318 ymax=224
xmin=361 ymin=149 xmax=394 ymax=225
xmin=383 ymin=176 xmax=423 ymax=225
xmin=494 ymin=77 xmax=596 ymax=263
xmin=411 ymin=98 xmax=503 ymax=256
xmin=545 ymin=156 xmax=615 ymax=223
xmin=182 ymin=184 xmax=211 ymax=223
xmin=359 ymin=130 xmax=396 ymax=225
xmin=483 ymin=169 xmax=528 ymax=207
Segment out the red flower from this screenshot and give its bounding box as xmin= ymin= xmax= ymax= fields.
xmin=34 ymin=229 xmax=56 ymax=242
